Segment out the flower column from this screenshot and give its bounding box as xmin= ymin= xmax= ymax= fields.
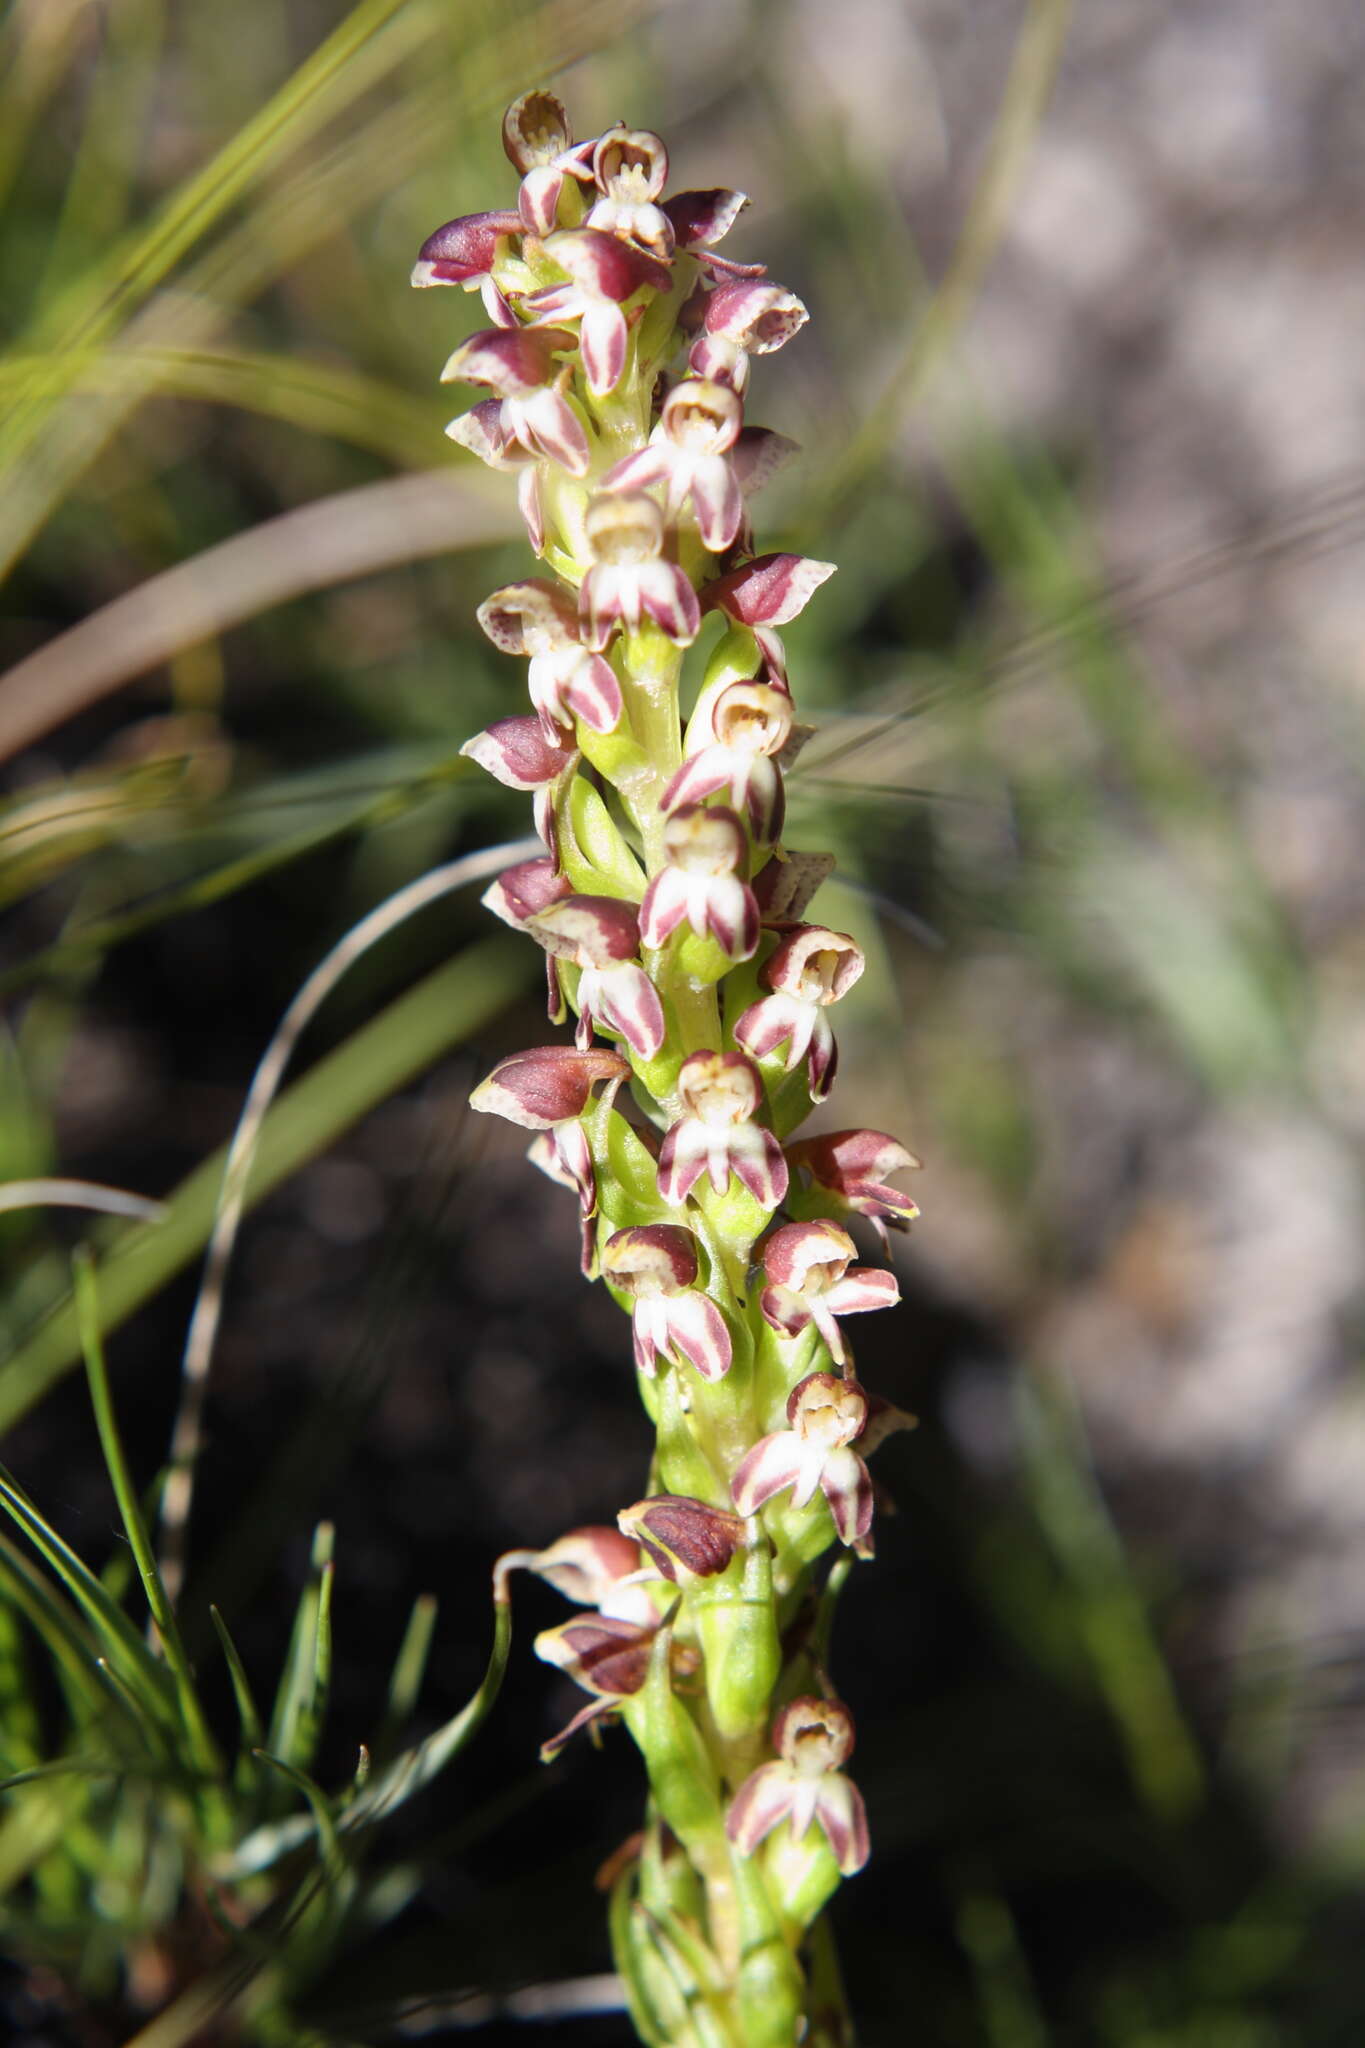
xmin=417 ymin=92 xmax=921 ymax=2048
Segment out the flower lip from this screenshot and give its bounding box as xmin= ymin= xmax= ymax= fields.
xmin=772 ymin=1695 xmax=856 ymax=1774
xmin=762 ymin=1218 xmax=857 ymax=1294
xmin=502 ymin=88 xmax=573 ymax=171
xmin=602 ymin=1224 xmax=699 ymax=1297
xmin=786 ymin=1371 xmax=869 ymax=1448
xmin=584 ymin=490 xmax=666 ymax=565
xmin=659 ymin=379 xmax=743 ymax=455
xmin=593 ymin=126 xmax=669 ymax=201
xmin=676 ymin=1049 xmax=762 ymax=1124
xmin=660 ymin=803 xmax=747 ymax=877
xmin=762 ymin=926 xmax=864 ymax=1005
xmin=710 ymin=681 xmax=793 ymax=756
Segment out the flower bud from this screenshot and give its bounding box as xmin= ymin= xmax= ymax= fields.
xmin=618 ymin=1496 xmax=745 ymax=1582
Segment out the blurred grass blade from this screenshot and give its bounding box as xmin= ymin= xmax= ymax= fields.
xmin=347 ymin=1585 xmax=511 ymax=1829
xmin=266 ymin=1523 xmax=334 ymax=1775
xmin=0 ymin=1532 xmax=112 ymax=1725
xmin=0 ymin=931 xmax=529 ymax=1433
xmin=253 ymin=1750 xmax=345 ymax=1890
xmin=0 ymin=346 xmax=449 ymax=466
xmin=0 ymin=1460 xmax=175 ymax=1714
xmin=73 ymin=1250 xmax=222 ymax=1784
xmin=1015 ymin=1368 xmax=1205 ymax=1820
xmin=228 ymin=1584 xmax=511 ymax=1879
xmin=0 ymin=1178 xmax=165 ymax=1223
xmin=0 ymin=471 xmax=517 ymax=761
xmin=209 ymin=1605 xmax=265 ymax=1760
xmin=375 ymin=1593 xmax=438 ymax=1762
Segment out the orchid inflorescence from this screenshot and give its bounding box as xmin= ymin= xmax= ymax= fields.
xmin=420 ymin=91 xmax=922 ymax=2047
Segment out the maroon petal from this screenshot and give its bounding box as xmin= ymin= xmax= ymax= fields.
xmin=461 ymin=714 xmax=576 ymax=791
xmin=470 ymin=1046 xmax=628 ymax=1130
xmin=657 ymin=1119 xmax=709 ymax=1207
xmin=591 ymin=960 xmax=666 ymax=1060
xmin=544 ymin=227 xmax=672 ymax=301
xmin=726 ymin=1762 xmax=796 ymax=1855
xmin=663 ymin=187 xmax=749 ymax=248
xmin=731 ymin=427 xmax=800 ymax=497
xmin=703 ymin=553 xmax=837 ymax=628
xmin=579 ymin=297 xmax=628 ymax=397
xmin=819 ymin=1447 xmax=874 ymax=1546
xmin=814 ymin=1775 xmax=871 ymax=1874
xmin=618 ymin=1494 xmax=743 ymax=1579
xmin=445 ymin=398 xmax=518 ymax=468
xmin=689 ymin=456 xmax=744 ymax=553
xmin=529 ymin=894 xmax=642 ymax=966
xmin=659 ymin=1291 xmax=733 ymax=1381
xmin=481 ymin=855 xmax=573 ymax=928
xmin=730 ymin=1430 xmax=811 ymax=1517
xmin=442 ymin=325 xmax=578 ymax=396
xmin=412 ymin=209 xmax=522 ymax=286
xmin=638 ymin=560 xmax=702 ymax=646
xmin=562 ymin=650 xmax=624 ymax=733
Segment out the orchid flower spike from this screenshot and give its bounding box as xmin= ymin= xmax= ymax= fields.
xmin=416 ymin=90 xmax=921 ymax=2042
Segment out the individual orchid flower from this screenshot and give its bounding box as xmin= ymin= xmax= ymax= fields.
xmin=527 ymin=895 xmax=665 ymax=1060
xmin=660 ymin=681 xmax=792 ymax=844
xmin=587 ymin=127 xmax=675 ymax=258
xmin=578 ymin=492 xmax=701 ymax=651
xmin=410 ymin=208 xmax=523 ymax=325
xmin=477 ymin=579 xmax=623 ymax=740
xmin=460 ymin=713 xmax=577 ymax=851
xmin=494 ymin=1524 xmax=660 ymax=1628
xmin=502 ymin=88 xmax=598 ymax=237
xmin=482 ymin=852 xmax=573 ymax=1022
xmin=726 ymin=1697 xmax=869 ymax=1875
xmin=757 ymin=1220 xmax=899 ymax=1368
xmin=703 ymin=278 xmax=809 ymax=354
xmin=603 ymin=378 xmax=744 ymax=553
xmin=601 ymin=1224 xmax=733 ymax=1381
xmin=733 ymin=925 xmax=865 ymax=1101
xmin=534 ymin=1605 xmax=702 ymax=1759
xmin=638 ymin=804 xmax=760 ymax=960
xmin=617 ymin=1495 xmax=745 ymax=1583
xmin=471 ymin=1045 xmax=628 ymax=1274
xmin=786 ymin=1130 xmax=923 ymax=1251
xmin=442 ymin=325 xmax=589 ymax=476
xmin=701 ymin=553 xmax=837 ymax=687
xmin=657 ymin=1050 xmax=787 ymax=1210
xmin=525 ymin=229 xmax=671 ymax=397
xmin=730 ymin=1372 xmax=875 ymax=1545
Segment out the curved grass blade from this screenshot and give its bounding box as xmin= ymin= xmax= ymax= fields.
xmin=0 ymin=929 xmax=530 ymax=1433
xmin=209 ymin=1605 xmax=265 ymax=1761
xmin=0 ymin=471 xmax=517 ymax=762
xmin=73 ymin=1250 xmax=223 ymax=1794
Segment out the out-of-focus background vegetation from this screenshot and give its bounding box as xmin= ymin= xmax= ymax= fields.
xmin=4 ymin=0 xmax=1365 ymax=2040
